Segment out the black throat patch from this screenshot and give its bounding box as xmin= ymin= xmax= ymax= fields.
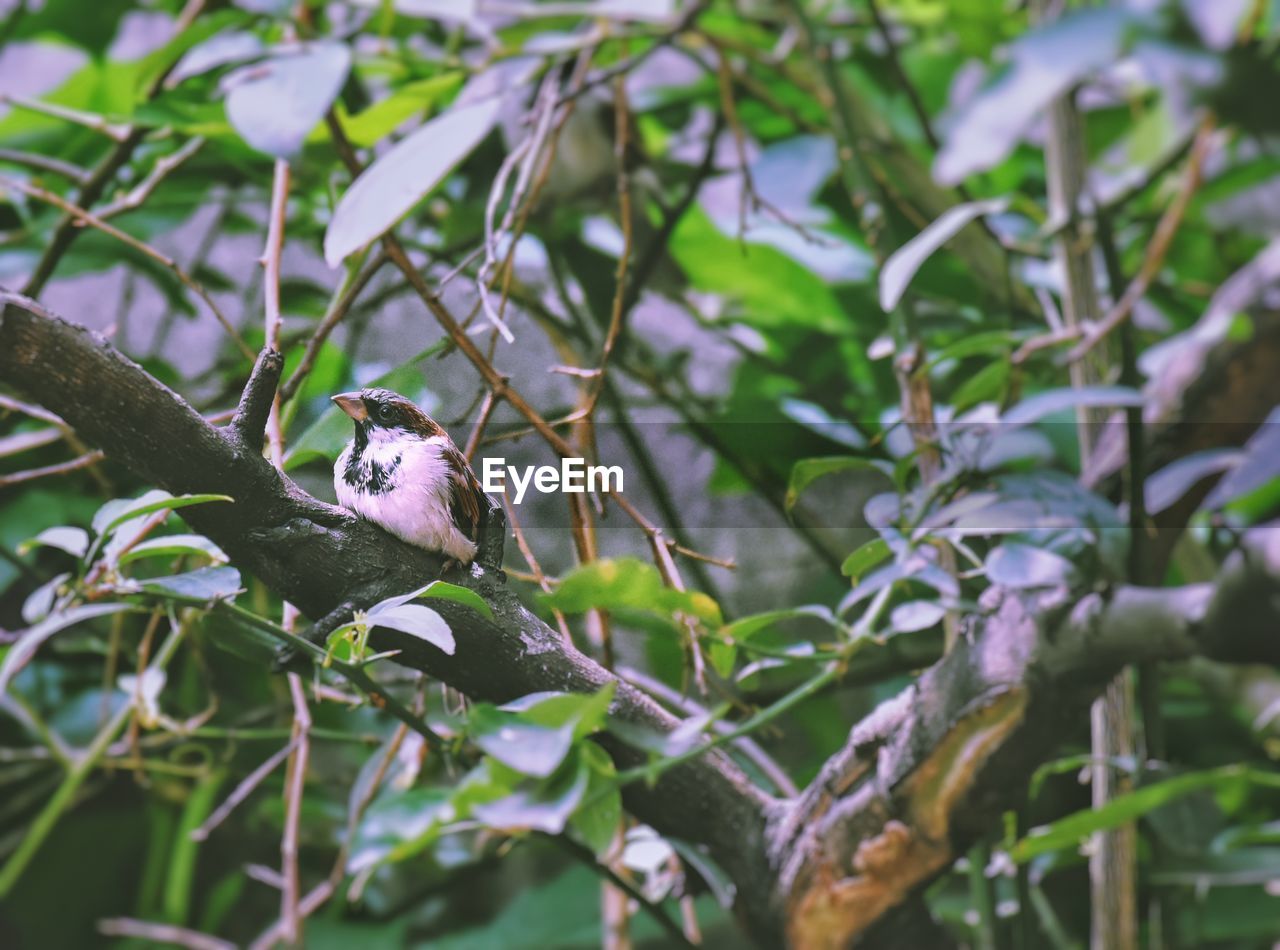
xmin=342 ymin=426 xmax=402 ymax=496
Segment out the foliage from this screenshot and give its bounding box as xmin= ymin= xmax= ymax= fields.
xmin=2 ymin=0 xmax=1279 ymax=947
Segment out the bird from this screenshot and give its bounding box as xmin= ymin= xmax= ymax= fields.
xmin=331 ymin=388 xmax=489 ymax=567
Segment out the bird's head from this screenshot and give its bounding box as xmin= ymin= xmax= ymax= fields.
xmin=332 ymin=388 xmax=444 ymax=440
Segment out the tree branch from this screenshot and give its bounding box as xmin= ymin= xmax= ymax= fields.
xmin=0 ymin=293 xmax=782 ymax=942
xmin=770 ymin=532 xmax=1280 ymax=949
xmin=230 ymin=348 xmax=285 ymax=450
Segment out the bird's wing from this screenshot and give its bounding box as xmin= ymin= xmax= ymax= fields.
xmin=443 ymin=444 xmax=486 ymax=543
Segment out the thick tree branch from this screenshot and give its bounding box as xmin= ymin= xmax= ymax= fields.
xmin=770 ymin=532 xmax=1280 ymax=949
xmin=230 ymin=348 xmax=285 ymax=450
xmin=0 ymin=294 xmax=782 ymax=941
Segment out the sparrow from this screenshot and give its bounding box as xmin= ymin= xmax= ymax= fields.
xmin=332 ymin=388 xmax=488 ymax=566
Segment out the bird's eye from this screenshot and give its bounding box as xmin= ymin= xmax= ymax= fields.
xmin=377 ymin=404 xmax=396 ymax=423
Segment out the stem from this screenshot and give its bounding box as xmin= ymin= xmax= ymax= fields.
xmin=216 ymin=603 xmax=446 ymax=753
xmin=613 ymin=664 xmax=838 ymax=788
xmin=1034 ymin=1 xmax=1138 ymax=940
xmin=0 ymin=614 xmax=189 ymax=896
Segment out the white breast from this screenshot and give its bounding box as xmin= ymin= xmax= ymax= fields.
xmin=334 ymin=433 xmax=478 ymax=562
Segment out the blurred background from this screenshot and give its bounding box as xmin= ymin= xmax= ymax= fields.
xmin=1 ymin=0 xmax=1279 ymax=947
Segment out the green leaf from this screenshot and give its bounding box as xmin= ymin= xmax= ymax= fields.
xmin=541 ymin=558 xmax=721 ymax=625
xmin=22 ymin=572 xmax=71 ymax=625
xmin=889 ymin=600 xmax=946 ymax=633
xmin=347 ymin=0 xmax=478 ymax=21
xmin=10 ymin=0 xmax=132 ymax=53
xmin=200 ymin=608 xmax=280 ymax=665
xmin=0 ymin=58 xmax=142 ymax=141
xmin=19 ymin=526 xmax=90 ymax=559
xmin=1001 ymin=385 xmax=1143 ymax=426
xmin=936 ymin=7 xmax=1138 ymax=183
xmin=985 ymin=542 xmax=1076 ymax=588
xmin=469 ymin=705 xmax=578 ymax=779
xmin=472 ymin=751 xmax=590 ymax=836
xmin=950 ymin=358 xmax=1010 ymax=411
xmin=366 ymin=603 xmax=454 ymax=655
xmin=1010 ymin=765 xmax=1280 ymax=863
xmin=1220 ymin=474 xmax=1280 ymax=525
xmin=0 ymin=603 xmax=134 ymax=694
xmin=1144 ymin=449 xmax=1243 ymax=514
xmin=785 ymin=457 xmax=891 ymax=513
xmin=118 ymin=534 xmax=229 ymax=566
xmin=165 ymin=27 xmax=263 ymax=85
xmin=841 ymin=537 xmax=892 ymax=579
xmin=338 ymin=73 xmax=465 ymax=148
xmin=928 ymin=331 xmax=1019 ymax=367
xmin=571 ymin=745 xmax=621 ymax=857
xmin=349 ymin=787 xmax=454 ymax=872
xmin=669 ymin=206 xmax=849 ymax=332
xmin=470 ymin=685 xmax=615 ymax=778
xmin=324 ymin=96 xmax=502 ymax=267
xmin=517 ymin=0 xmax=676 ymax=21
xmin=422 ymin=866 xmax=629 ymax=949
xmin=500 ymin=684 xmax=615 ymax=742
xmin=94 ymin=492 xmax=234 ymax=539
xmin=224 ymin=42 xmax=351 ymax=157
xmin=720 ymin=605 xmax=836 ymax=643
xmin=140 ymin=566 xmax=242 ymax=603
xmin=415 ymin=580 xmax=493 ymax=619
xmin=880 ymin=198 xmax=1009 ymax=311
xmin=137 ymin=9 xmax=254 ymax=92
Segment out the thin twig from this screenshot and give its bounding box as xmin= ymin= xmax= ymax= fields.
xmin=0 ymin=451 xmax=105 ymax=488
xmin=0 ymin=368 xmax=110 ymax=491
xmin=279 ymin=251 xmax=388 ymax=403
xmin=19 ymin=0 xmax=209 ymax=299
xmin=249 ymin=880 xmax=334 ymax=950
xmin=247 ymin=864 xmax=285 ymax=890
xmin=865 ymin=0 xmax=940 ymax=150
xmin=190 ymin=737 xmax=300 ymax=842
xmin=0 ymin=148 xmax=90 ymax=185
xmin=98 ymin=919 xmax=234 ymax=950
xmin=556 ymin=0 xmax=711 ymax=103
xmin=1066 ymin=116 xmax=1216 ymax=364
xmin=2 ymin=176 xmax=254 ymax=360
xmin=578 ymin=67 xmax=635 ymax=420
xmin=261 ymin=158 xmax=291 ymax=466
xmin=618 ymin=665 xmax=798 ymax=795
xmin=503 ymin=491 xmax=573 ymax=643
xmin=1033 ymin=12 xmax=1138 ymax=943
xmin=650 ymin=528 xmax=708 ymax=692
xmin=0 ymin=393 xmax=65 ymax=426
xmin=0 ymin=93 xmax=131 ymax=141
xmin=0 ymin=615 xmax=189 ymax=897
xmin=546 ymin=834 xmax=696 ymax=949
xmin=216 ymin=604 xmax=447 ymax=753
xmin=279 ymin=673 xmax=311 ymax=946
xmin=1011 ymin=324 xmax=1083 ymax=365
xmin=97 ymin=136 xmax=205 ymax=220
xmin=0 ymin=427 xmax=62 ymax=457
xmin=463 ymin=388 xmax=500 ymax=462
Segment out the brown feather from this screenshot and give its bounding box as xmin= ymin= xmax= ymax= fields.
xmin=443 ymin=443 xmax=485 ymax=543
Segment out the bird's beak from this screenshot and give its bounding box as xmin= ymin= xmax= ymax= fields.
xmin=331 ymin=392 xmax=367 ymax=421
